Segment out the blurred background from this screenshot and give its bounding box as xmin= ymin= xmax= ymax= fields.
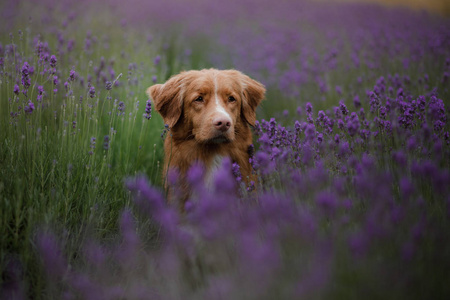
xmin=335 ymin=0 xmax=449 ymax=15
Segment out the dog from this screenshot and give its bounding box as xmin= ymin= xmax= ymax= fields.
xmin=147 ymin=69 xmax=265 ymax=209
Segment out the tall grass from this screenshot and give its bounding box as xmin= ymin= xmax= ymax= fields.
xmin=0 ymin=2 xmax=192 ymax=295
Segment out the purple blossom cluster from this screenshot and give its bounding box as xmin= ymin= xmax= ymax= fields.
xmin=144 ymin=99 xmax=152 ymax=120
xmin=35 ymin=77 xmax=449 ymax=299
xmin=21 ymin=61 xmax=32 ymax=94
xmin=103 ymin=135 xmax=110 ymax=150
xmin=36 ymin=115 xmax=450 ymax=298
xmin=24 ymin=100 xmax=34 ymax=114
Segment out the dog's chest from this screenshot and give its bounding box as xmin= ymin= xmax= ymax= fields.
xmin=205 ymin=155 xmax=225 ymax=189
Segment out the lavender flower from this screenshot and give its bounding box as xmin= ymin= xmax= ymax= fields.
xmin=369 ymin=92 xmax=381 ymax=113
xmin=213 ymin=158 xmax=236 ymax=193
xmin=346 ymin=113 xmax=360 ymax=136
xmin=50 ymin=55 xmax=57 ymax=68
xmin=89 ymin=137 xmax=96 ymax=155
xmin=69 ymin=69 xmax=76 ymax=81
xmin=24 ymin=100 xmax=35 ymax=114
xmin=103 ymin=135 xmax=110 ymax=150
xmin=117 ymin=101 xmax=125 ymax=115
xmin=89 ymin=86 xmax=95 ymax=98
xmin=154 ymin=55 xmax=161 ymax=65
xmin=334 ymin=134 xmax=340 ymax=144
xmin=305 ymin=123 xmax=316 ymax=141
xmin=232 ymin=162 xmax=242 ymax=182
xmin=339 ymin=101 xmax=349 ymax=116
xmin=36 ymin=232 xmax=67 ymax=278
xmin=144 ymin=99 xmax=152 ymax=119
xmin=306 ymin=102 xmax=313 ymax=114
xmin=21 ymin=62 xmax=31 ymax=90
xmin=353 ymin=95 xmax=361 ymax=108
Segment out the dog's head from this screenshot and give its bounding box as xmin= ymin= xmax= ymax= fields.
xmin=147 ymin=69 xmax=265 ymax=144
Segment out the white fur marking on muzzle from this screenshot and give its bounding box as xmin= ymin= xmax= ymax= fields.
xmin=213 ymin=73 xmax=232 ymax=120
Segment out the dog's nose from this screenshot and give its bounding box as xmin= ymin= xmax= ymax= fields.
xmin=213 ymin=117 xmax=231 ymax=132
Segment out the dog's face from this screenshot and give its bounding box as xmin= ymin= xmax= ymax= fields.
xmin=147 ymin=69 xmax=265 ymax=144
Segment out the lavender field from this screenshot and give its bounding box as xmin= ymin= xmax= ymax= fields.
xmin=1 ymin=0 xmax=449 ymax=299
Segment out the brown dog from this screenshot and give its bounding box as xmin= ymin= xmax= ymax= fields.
xmin=147 ymin=69 xmax=265 ymax=209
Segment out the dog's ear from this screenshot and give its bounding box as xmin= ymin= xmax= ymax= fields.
xmin=239 ymin=73 xmax=266 ymax=127
xmin=146 ymin=73 xmax=189 ymax=128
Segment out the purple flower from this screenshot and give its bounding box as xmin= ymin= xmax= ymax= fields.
xmin=90 ymin=137 xmax=96 ymax=149
xmin=125 ymin=175 xmax=174 ymax=229
xmin=338 ymin=141 xmax=350 ymax=157
xmin=306 ymin=102 xmax=313 ymax=114
xmin=247 ymin=180 xmax=255 ymax=192
xmin=83 ymin=240 xmax=106 ymax=267
xmin=144 ymin=99 xmax=152 ymax=120
xmin=24 ymin=100 xmax=35 ymax=114
xmin=213 ymin=157 xmax=236 ymax=194
xmin=154 ymin=55 xmax=161 ymax=65
xmin=21 ymin=62 xmax=29 ymax=77
xmin=337 ymin=119 xmax=345 ymax=130
xmin=339 ymin=101 xmax=349 ymax=116
xmin=400 ymin=177 xmax=414 ymax=198
xmin=232 ymin=162 xmax=242 ymax=182
xmin=67 ymin=39 xmax=75 ymax=52
xmin=316 ymin=192 xmax=337 ymax=217
xmin=13 ymin=84 xmax=19 ymax=95
xmin=433 ymin=120 xmax=445 ymax=132
xmin=89 ymin=86 xmax=95 ymax=98
xmin=36 ymin=232 xmax=67 ymax=278
xmin=353 ymin=95 xmax=361 ymax=108
xmin=346 ymin=113 xmax=360 ymax=136
xmin=406 ymin=136 xmax=417 ymax=151
xmin=50 ymin=55 xmax=57 ymax=68
xmin=369 ymin=92 xmax=381 ymax=113
xmin=117 ymin=101 xmax=125 ymax=113
xmin=392 ymin=150 xmax=407 ymax=167
xmin=317 ymin=133 xmax=323 ymax=143
xmin=305 ymin=123 xmax=316 ymax=141
xmin=442 ymin=72 xmax=449 ymax=83
xmin=21 ymin=62 xmax=31 ymax=90
xmin=89 ymin=137 xmax=96 ymax=155
xmin=334 ymin=134 xmax=340 ymax=144
xmin=349 ymin=231 xmax=369 ymax=257
xmin=103 ymin=135 xmax=110 ymax=150
xmin=254 ymin=151 xmax=274 ymax=174
xmin=116 ymin=210 xmax=140 ymax=264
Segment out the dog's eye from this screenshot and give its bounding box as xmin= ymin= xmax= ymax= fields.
xmin=228 ymin=96 xmax=236 ymax=102
xmin=194 ymin=96 xmax=203 ymax=102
